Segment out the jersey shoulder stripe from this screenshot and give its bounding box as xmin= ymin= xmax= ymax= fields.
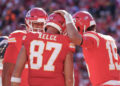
xmin=8 ymin=30 xmax=26 ymax=43
xmin=98 ymin=33 xmax=115 ymax=42
xmin=10 ymin=30 xmax=26 ymax=35
xmin=8 ymin=37 xmax=16 ymax=43
xmin=84 ymin=33 xmax=100 ymax=47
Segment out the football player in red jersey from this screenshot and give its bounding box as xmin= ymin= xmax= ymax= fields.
xmin=2 ymin=7 xmax=48 ymax=86
xmin=54 ymin=10 xmax=120 ymax=86
xmin=11 ymin=13 xmax=75 ymax=86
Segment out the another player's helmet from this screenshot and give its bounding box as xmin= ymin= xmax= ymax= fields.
xmin=73 ymin=11 xmax=96 ymax=34
xmin=45 ymin=13 xmax=66 ymax=34
xmin=0 ymin=36 xmax=8 ymax=58
xmin=25 ymin=7 xmax=48 ymax=31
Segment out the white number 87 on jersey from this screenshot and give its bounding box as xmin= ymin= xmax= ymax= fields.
xmin=30 ymin=40 xmax=62 ymax=71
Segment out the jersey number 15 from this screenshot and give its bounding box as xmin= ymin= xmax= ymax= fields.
xmin=106 ymin=41 xmax=120 ymax=70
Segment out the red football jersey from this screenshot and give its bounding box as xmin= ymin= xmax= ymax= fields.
xmin=23 ymin=32 xmax=75 ymax=86
xmin=3 ymin=30 xmax=29 ymax=86
xmin=81 ymin=31 xmax=120 ymax=86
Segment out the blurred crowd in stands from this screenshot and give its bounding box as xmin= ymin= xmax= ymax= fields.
xmin=0 ymin=0 xmax=120 ymax=86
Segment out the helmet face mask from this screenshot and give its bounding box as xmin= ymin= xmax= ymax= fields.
xmin=73 ymin=11 xmax=96 ymax=34
xmin=26 ymin=20 xmax=45 ymax=32
xmin=25 ymin=7 xmax=48 ymax=32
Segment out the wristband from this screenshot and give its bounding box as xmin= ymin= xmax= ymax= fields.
xmin=64 ymin=14 xmax=74 ymax=24
xmin=11 ymin=77 xmax=21 ymax=83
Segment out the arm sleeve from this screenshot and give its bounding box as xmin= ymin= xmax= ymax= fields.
xmin=3 ymin=33 xmax=18 ymax=63
xmin=3 ymin=44 xmax=18 ymax=63
xmin=68 ymin=43 xmax=75 ymax=53
xmin=8 ymin=33 xmax=17 ymax=44
xmin=3 ymin=31 xmax=26 ymax=63
xmin=65 ymin=36 xmax=75 ymax=53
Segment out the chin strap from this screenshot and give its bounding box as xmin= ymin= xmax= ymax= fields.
xmin=83 ymin=25 xmax=86 ymax=33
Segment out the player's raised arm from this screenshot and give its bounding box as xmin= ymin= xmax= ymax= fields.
xmin=54 ymin=10 xmax=83 ymax=46
xmin=2 ymin=31 xmax=27 ymax=86
xmin=11 ymin=45 xmax=27 ymax=86
xmin=64 ymin=51 xmax=74 ymax=86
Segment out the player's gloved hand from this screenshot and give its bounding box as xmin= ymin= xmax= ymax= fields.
xmin=54 ymin=10 xmax=74 ymax=24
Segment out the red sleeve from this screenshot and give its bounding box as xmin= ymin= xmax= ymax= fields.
xmin=68 ymin=42 xmax=75 ymax=52
xmin=3 ymin=30 xmax=26 ymax=63
xmin=8 ymin=34 xmax=17 ymax=44
xmin=65 ymin=36 xmax=75 ymax=53
xmin=3 ymin=44 xmax=18 ymax=63
xmin=81 ymin=33 xmax=100 ymax=49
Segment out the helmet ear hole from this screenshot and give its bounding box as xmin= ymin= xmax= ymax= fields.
xmin=87 ymin=25 xmax=96 ymax=31
xmin=44 ymin=27 xmax=47 ymax=32
xmin=77 ymin=27 xmax=80 ymax=32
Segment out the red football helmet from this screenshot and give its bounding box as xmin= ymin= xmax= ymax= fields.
xmin=25 ymin=7 xmax=48 ymax=31
xmin=73 ymin=11 xmax=96 ymax=34
xmin=45 ymin=13 xmax=66 ymax=34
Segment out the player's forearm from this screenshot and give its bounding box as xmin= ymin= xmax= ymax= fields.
xmin=65 ymin=77 xmax=74 ymax=86
xmin=2 ymin=63 xmax=15 ymax=86
xmin=66 ymin=23 xmax=83 ymax=45
xmin=64 ymin=52 xmax=75 ymax=86
xmin=65 ymin=14 xmax=83 ymax=45
xmin=11 ymin=82 xmax=20 ymax=86
xmin=65 ymin=71 xmax=75 ymax=86
xmin=2 ymin=74 xmax=11 ymax=86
